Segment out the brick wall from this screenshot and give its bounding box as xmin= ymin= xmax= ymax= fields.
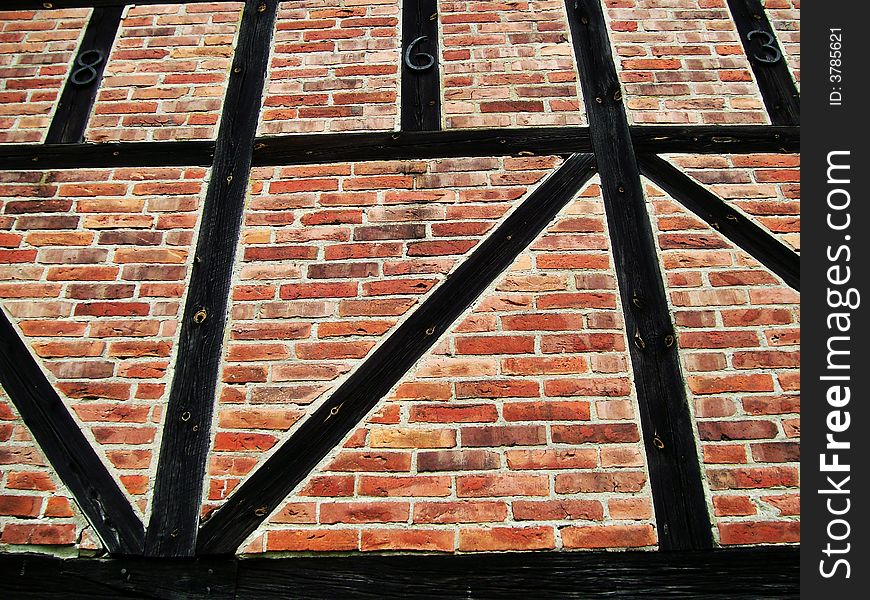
xmin=440 ymin=0 xmax=585 ymax=128
xmin=206 ymin=156 xmax=561 ymax=509
xmin=602 ymin=0 xmax=768 ymax=124
xmin=0 ymin=167 xmax=208 ymax=521
xmin=0 ymin=9 xmax=90 ymax=144
xmin=646 ymin=172 xmax=799 ymax=546
xmin=258 ymin=0 xmax=400 ymax=135
xmin=85 ymin=3 xmax=243 ymax=142
xmin=240 ymin=176 xmax=656 ymax=553
xmin=764 ymin=0 xmax=800 ymax=89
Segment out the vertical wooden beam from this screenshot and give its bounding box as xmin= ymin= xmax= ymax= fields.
xmin=563 ymin=0 xmax=714 ymax=551
xmin=401 ymin=0 xmax=441 ymax=130
xmin=726 ymin=0 xmax=799 ymax=125
xmin=45 ymin=5 xmax=123 ymax=144
xmin=196 ymin=154 xmax=597 ymax=555
xmin=144 ymin=0 xmax=278 ymax=557
xmin=0 ymin=310 xmax=145 ymax=555
xmin=638 ymin=154 xmax=799 ymax=290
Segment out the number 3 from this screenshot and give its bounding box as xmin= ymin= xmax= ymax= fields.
xmin=746 ymin=30 xmax=783 ymax=65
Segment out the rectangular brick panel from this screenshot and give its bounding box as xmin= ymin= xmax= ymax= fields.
xmin=258 ymin=0 xmax=400 ymax=135
xmin=0 ymin=9 xmax=90 ymax=144
xmin=602 ymin=0 xmax=768 ymax=124
xmin=85 ymin=3 xmax=244 ymax=142
xmin=238 ymin=177 xmax=658 ymax=554
xmin=440 ymin=0 xmax=585 ymax=128
xmin=0 ymin=167 xmax=208 ymax=514
xmin=645 ymin=176 xmax=800 ymax=546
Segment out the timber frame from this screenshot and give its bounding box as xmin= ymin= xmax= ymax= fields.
xmin=0 ymin=0 xmax=799 ymax=595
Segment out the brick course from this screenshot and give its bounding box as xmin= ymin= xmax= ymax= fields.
xmin=258 ymin=0 xmax=400 ymax=135
xmin=0 ymin=167 xmax=208 ymax=515
xmin=602 ymin=0 xmax=768 ymax=124
xmin=85 ymin=3 xmax=243 ymax=142
xmin=0 ymin=9 xmax=90 ymax=144
xmin=440 ymin=0 xmax=585 ymax=128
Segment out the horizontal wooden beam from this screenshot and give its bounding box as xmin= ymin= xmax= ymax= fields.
xmin=0 ymin=547 xmax=799 ymax=599
xmin=0 ymin=127 xmax=799 ymax=170
xmin=0 ymin=310 xmax=144 ymax=555
xmin=6 ymin=1 xmax=222 ymax=9
xmin=0 ymin=141 xmax=215 ymax=170
xmin=638 ymin=154 xmax=799 ymax=290
xmin=196 ymin=153 xmax=598 ymax=555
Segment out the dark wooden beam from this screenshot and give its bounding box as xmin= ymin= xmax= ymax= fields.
xmin=144 ymin=0 xmax=278 ymax=558
xmin=0 ymin=126 xmax=798 ymax=171
xmin=44 ymin=5 xmax=122 ymax=143
xmin=0 ymin=141 xmax=215 ymax=170
xmin=0 ymin=311 xmax=144 ymax=555
xmin=638 ymin=154 xmax=799 ymax=290
xmin=726 ymin=0 xmax=799 ymax=125
xmin=196 ymin=153 xmax=597 ymax=555
xmin=0 ymin=547 xmax=799 ymax=599
xmin=401 ymin=0 xmax=441 ymax=130
xmin=564 ymin=0 xmax=713 ymax=551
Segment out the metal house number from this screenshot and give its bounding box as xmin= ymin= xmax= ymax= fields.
xmin=746 ymin=29 xmax=783 ymax=64
xmin=70 ymin=49 xmax=106 ymax=86
xmin=404 ymin=35 xmax=435 ymax=72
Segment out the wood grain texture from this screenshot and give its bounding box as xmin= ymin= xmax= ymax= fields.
xmin=401 ymin=0 xmax=441 ymax=130
xmin=5 ymin=1 xmax=221 ymax=9
xmin=0 ymin=141 xmax=216 ymax=169
xmin=639 ymin=154 xmax=799 ymax=290
xmin=726 ymin=0 xmax=800 ymax=125
xmin=0 ymin=311 xmax=144 ymax=555
xmin=196 ymin=153 xmax=598 ymax=555
xmin=143 ymin=0 xmax=278 ymax=558
xmin=564 ymin=0 xmax=713 ymax=551
xmin=0 ymin=547 xmax=798 ymax=599
xmin=44 ymin=6 xmax=122 ymax=144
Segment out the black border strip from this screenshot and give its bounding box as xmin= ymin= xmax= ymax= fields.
xmin=144 ymin=0 xmax=278 ymax=558
xmin=0 ymin=310 xmax=145 ymax=555
xmin=45 ymin=5 xmax=123 ymax=144
xmin=401 ymin=0 xmax=441 ymax=130
xmin=564 ymin=0 xmax=713 ymax=551
xmin=0 ymin=547 xmax=798 ymax=599
xmin=726 ymin=0 xmax=800 ymax=125
xmin=7 ymin=1 xmax=221 ymax=8
xmin=0 ymin=126 xmax=799 ymax=170
xmin=196 ymin=153 xmax=597 ymax=555
xmin=638 ymin=154 xmax=799 ymax=290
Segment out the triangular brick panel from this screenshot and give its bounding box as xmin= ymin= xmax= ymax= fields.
xmin=206 ymin=156 xmax=564 ymax=509
xmin=645 ymin=178 xmax=800 ymax=547
xmin=662 ymin=153 xmax=800 ymax=253
xmin=602 ymin=0 xmax=768 ymax=125
xmin=236 ymin=178 xmax=658 ymax=554
xmin=0 ymin=386 xmax=95 ymax=553
xmin=0 ymin=166 xmax=209 ymax=516
xmin=764 ymin=0 xmax=800 ymax=89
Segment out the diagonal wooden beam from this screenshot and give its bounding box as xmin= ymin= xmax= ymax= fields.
xmin=196 ymin=153 xmax=598 ymax=555
xmin=0 ymin=310 xmax=145 ymax=555
xmin=564 ymin=0 xmax=714 ymax=551
xmin=638 ymin=154 xmax=799 ymax=290
xmin=401 ymin=0 xmax=441 ymax=130
xmin=144 ymin=0 xmax=278 ymax=558
xmin=726 ymin=0 xmax=799 ymax=125
xmin=44 ymin=5 xmax=122 ymax=144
